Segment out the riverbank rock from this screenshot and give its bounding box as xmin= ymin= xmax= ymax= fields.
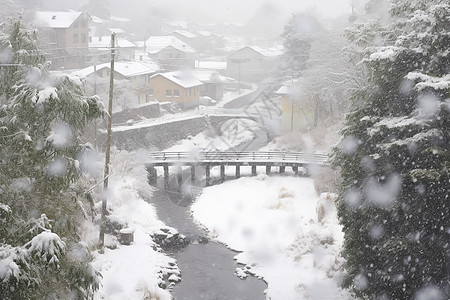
xmin=151 ymin=227 xmax=190 ymax=251
xmin=157 ymin=261 xmax=181 ymax=289
xmin=118 ymin=228 xmax=134 ymax=245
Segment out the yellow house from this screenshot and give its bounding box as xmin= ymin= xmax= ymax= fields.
xmin=276 ymin=84 xmax=315 ymax=131
xmin=148 ymin=71 xmax=203 ymax=110
xmin=34 ymin=11 xmax=89 ymax=69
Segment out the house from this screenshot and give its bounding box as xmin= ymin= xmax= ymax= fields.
xmin=166 ymin=30 xmax=197 ymax=47
xmin=33 ymin=11 xmax=89 ymax=69
xmin=276 ymin=81 xmax=315 ymax=131
xmin=192 ymin=70 xmax=233 ymax=100
xmin=226 ymin=46 xmax=281 ymax=83
xmin=89 ymin=35 xmax=137 ymax=62
xmin=194 ymin=31 xmax=226 ymax=55
xmin=147 ymin=71 xmax=203 ymax=110
xmin=145 ymin=36 xmax=196 ymax=70
xmin=73 ymin=60 xmax=161 ymax=105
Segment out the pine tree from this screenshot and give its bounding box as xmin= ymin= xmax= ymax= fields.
xmin=280 ymin=13 xmax=320 ymax=79
xmin=333 ymin=1 xmax=449 ymax=299
xmin=0 ymin=16 xmax=104 ymax=299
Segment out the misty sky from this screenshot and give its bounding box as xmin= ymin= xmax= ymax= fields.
xmin=162 ymin=0 xmax=353 ymax=23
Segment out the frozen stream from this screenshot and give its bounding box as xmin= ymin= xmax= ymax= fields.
xmin=149 ymin=181 xmax=267 ymax=299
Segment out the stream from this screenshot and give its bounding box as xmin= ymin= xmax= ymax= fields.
xmin=149 ymin=174 xmax=267 ymax=300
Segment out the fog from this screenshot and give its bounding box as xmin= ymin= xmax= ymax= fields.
xmin=4 ymin=0 xmax=359 ymax=39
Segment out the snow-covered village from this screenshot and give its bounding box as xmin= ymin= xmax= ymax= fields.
xmin=0 ymin=0 xmax=448 ymax=299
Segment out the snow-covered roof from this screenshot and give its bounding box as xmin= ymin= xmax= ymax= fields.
xmin=168 ymin=30 xmax=197 ymax=39
xmin=276 ymin=86 xmax=288 ymax=94
xmin=34 ymin=11 xmax=83 ymax=29
xmin=228 ymin=45 xmax=283 ymax=58
xmin=108 ymin=28 xmax=126 ymax=34
xmin=276 ymin=79 xmax=303 ymax=95
xmin=110 ymin=15 xmax=130 ymax=22
xmin=89 ymin=36 xmax=136 ymax=49
xmin=192 ymin=70 xmax=231 ymax=83
xmin=113 ymin=61 xmax=161 ymax=77
xmin=150 ymin=71 xmax=203 ymax=88
xmin=196 ymin=30 xmax=212 ymax=37
xmin=246 ymin=46 xmax=283 ymax=57
xmin=145 ymin=36 xmax=195 ymax=54
xmin=90 ymin=15 xmax=105 ymax=24
xmin=72 ymin=61 xmax=160 ymax=78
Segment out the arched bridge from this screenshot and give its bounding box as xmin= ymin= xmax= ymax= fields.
xmin=146 ymin=151 xmax=329 ymax=187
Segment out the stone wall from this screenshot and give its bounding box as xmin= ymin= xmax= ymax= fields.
xmin=110 ymin=116 xmax=208 ymax=151
xmin=112 ymin=101 xmax=161 ymax=125
xmin=99 ymin=114 xmax=264 ymax=152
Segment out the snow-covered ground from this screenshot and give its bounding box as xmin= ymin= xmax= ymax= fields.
xmin=191 ymin=176 xmax=352 ymax=300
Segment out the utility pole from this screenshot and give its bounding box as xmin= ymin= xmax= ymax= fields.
xmin=290 ymin=99 xmax=294 ymax=131
xmin=290 ymin=75 xmax=294 ymax=131
xmin=93 ymin=62 xmax=98 ymax=148
xmin=99 ymin=32 xmax=115 ymax=248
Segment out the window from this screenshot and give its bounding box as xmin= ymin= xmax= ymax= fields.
xmin=73 ymin=33 xmax=78 ymax=43
xmin=166 ymin=90 xmax=172 ymax=97
xmin=174 ymin=90 xmax=180 ymax=97
xmin=149 ymin=89 xmax=154 ymax=96
xmin=81 ymin=33 xmax=86 ymax=43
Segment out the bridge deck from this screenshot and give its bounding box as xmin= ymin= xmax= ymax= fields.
xmin=146 ymin=151 xmax=329 ymax=187
xmin=146 ymin=151 xmax=328 ymax=166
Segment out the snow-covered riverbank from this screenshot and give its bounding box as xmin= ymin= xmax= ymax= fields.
xmin=80 ymin=151 xmax=179 ymax=300
xmin=191 ymin=175 xmax=352 ymax=300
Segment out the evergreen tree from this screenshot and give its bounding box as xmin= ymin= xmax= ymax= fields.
xmin=333 ymin=1 xmax=449 ymax=299
xmin=280 ymin=13 xmax=320 ymax=79
xmin=0 ymin=16 xmax=104 ymax=299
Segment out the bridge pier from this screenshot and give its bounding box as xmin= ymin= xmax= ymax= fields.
xmin=177 ymin=166 xmax=182 ymax=190
xmin=266 ymin=165 xmax=271 ymax=174
xmin=191 ymin=165 xmax=196 ymax=182
xmin=236 ymin=165 xmax=240 ymax=179
xmin=163 ymin=164 xmax=169 ymax=188
xmin=279 ymin=166 xmax=285 ymax=174
xmin=251 ymin=165 xmax=257 ymax=176
xmin=292 ymin=166 xmax=298 ymax=175
xmin=205 ymin=165 xmax=210 ymax=186
xmin=147 ymin=166 xmax=157 ymax=184
xmin=220 ymin=165 xmax=225 ymax=182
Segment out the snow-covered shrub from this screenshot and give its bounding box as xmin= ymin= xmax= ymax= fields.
xmin=312 ymin=166 xmax=342 ymax=194
xmin=89 ymin=149 xmax=161 ymax=237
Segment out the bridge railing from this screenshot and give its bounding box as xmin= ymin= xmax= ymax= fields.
xmin=147 ymin=151 xmax=329 ymax=164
